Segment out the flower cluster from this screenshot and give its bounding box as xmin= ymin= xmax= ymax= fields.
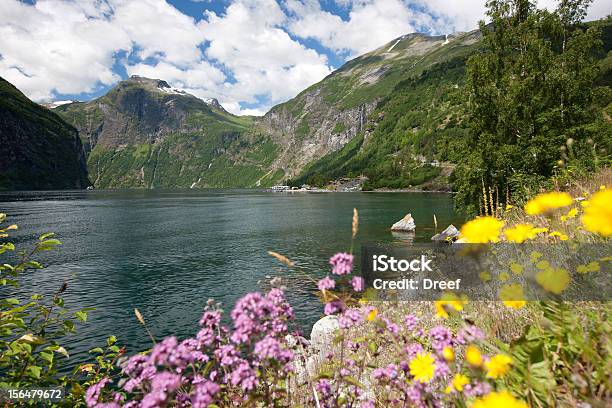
xmin=86 ymin=288 xmax=295 ymax=408
xmin=338 ymin=304 xmax=519 ymax=407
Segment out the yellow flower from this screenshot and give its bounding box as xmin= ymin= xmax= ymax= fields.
xmin=548 ymin=231 xmax=568 ymax=241
xmin=442 ymin=346 xmax=455 ymax=362
xmin=409 ymin=352 xmax=436 ymax=383
xmin=471 ymin=390 xmax=528 ymax=408
xmin=500 ymin=284 xmax=526 ymax=309
xmin=524 ymin=192 xmax=573 ymax=215
xmin=465 ymin=345 xmax=483 ymax=367
xmin=580 ymin=199 xmax=590 ymax=208
xmin=536 ymin=260 xmax=550 ymax=269
xmin=530 ymin=251 xmax=542 ymax=262
xmin=448 ymin=374 xmax=469 ymax=392
xmin=498 ymin=272 xmax=509 ymax=282
xmin=535 ymin=267 xmax=570 ymax=294
xmin=576 ymin=261 xmax=600 ymax=274
xmin=503 ymin=223 xmax=543 ymax=243
xmin=366 ymin=308 xmax=378 ymax=321
xmin=480 ymin=271 xmax=492 ymax=282
xmin=509 ymin=262 xmax=523 ymax=275
xmin=435 ymin=294 xmax=466 ymax=319
xmin=460 ymin=217 xmax=504 ymax=243
xmin=485 ymin=354 xmax=512 ymax=378
xmin=581 ymin=188 xmax=612 ymax=237
xmin=560 ymin=207 xmax=578 ymax=222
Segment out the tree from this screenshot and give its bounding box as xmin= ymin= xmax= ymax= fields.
xmin=456 ymin=0 xmax=604 ymax=214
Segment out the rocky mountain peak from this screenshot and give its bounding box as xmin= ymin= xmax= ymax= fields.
xmin=124 ymin=75 xmax=225 ymax=111
xmin=203 ymin=97 xmax=223 ymax=110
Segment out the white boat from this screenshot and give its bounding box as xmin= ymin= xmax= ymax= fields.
xmin=270 ymin=185 xmax=290 ymax=192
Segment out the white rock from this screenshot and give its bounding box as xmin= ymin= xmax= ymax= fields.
xmin=431 ymin=224 xmax=459 ymax=241
xmin=391 ymin=213 xmax=416 ymax=232
xmin=309 ymin=315 xmax=340 ymax=357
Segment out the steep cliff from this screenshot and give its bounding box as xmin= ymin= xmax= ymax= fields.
xmin=0 ymin=77 xmax=89 ymax=190
xmin=251 ymin=30 xmax=481 ymax=182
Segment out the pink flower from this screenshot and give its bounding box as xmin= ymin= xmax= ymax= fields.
xmin=324 ymin=300 xmax=345 ymax=315
xmin=351 ymin=276 xmax=364 ymax=292
xmin=339 ymin=308 xmax=363 ymax=329
xmin=316 ymin=379 xmax=331 ymax=396
xmin=317 ymin=276 xmax=335 ymax=291
xmin=230 ymin=361 xmax=258 ymax=391
xmin=199 ymin=310 xmax=221 ymax=328
xmin=429 ymin=326 xmax=453 ymax=353
xmin=254 ymin=335 xmax=293 ymax=363
xmin=191 ymin=381 xmax=220 ymax=408
xmin=404 ymin=314 xmax=418 ymax=331
xmin=329 ymin=252 xmax=354 ymax=275
xmin=85 ymin=377 xmax=110 ymax=407
xmin=215 ymin=345 xmax=239 ymax=366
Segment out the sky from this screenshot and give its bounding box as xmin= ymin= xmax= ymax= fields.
xmin=0 ymin=0 xmax=609 ymax=116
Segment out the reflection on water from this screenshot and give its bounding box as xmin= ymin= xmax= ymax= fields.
xmin=0 ymin=189 xmax=461 ymax=366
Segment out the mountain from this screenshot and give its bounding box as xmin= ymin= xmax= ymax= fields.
xmin=50 ymin=19 xmax=610 ymax=190
xmin=250 ymin=30 xmax=481 ymax=187
xmin=0 ymin=77 xmax=89 ymax=190
xmin=276 ymin=20 xmax=612 ymax=190
xmin=53 ymin=76 xmax=270 ymax=188
xmin=51 ymin=31 xmax=482 ymax=189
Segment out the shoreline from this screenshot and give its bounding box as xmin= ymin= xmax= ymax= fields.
xmin=269 ymin=188 xmax=455 ymax=194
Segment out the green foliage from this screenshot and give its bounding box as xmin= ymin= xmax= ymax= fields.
xmin=54 ymin=78 xmax=263 ymax=189
xmin=0 ymin=214 xmax=119 ymax=406
xmin=0 ymin=78 xmax=89 ymax=190
xmin=507 ymin=301 xmax=611 ymax=406
xmin=332 ymin=122 xmax=347 ymax=134
xmin=295 ymin=118 xmax=310 ymax=140
xmin=293 ymin=57 xmax=468 ymax=188
xmin=454 ymin=1 xmax=611 ymax=214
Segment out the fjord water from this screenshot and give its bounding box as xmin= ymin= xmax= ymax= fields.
xmin=0 ymin=189 xmax=461 ymax=365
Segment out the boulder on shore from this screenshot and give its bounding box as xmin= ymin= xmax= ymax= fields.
xmin=309 ymin=315 xmax=340 ymax=357
xmin=391 ymin=213 xmax=416 ymax=232
xmin=431 ymin=224 xmax=460 ymax=242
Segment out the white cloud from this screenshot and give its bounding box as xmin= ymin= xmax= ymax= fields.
xmin=0 ymin=0 xmax=130 ymax=100
xmin=286 ymin=0 xmax=440 ymax=56
xmin=0 ymin=0 xmax=332 ymax=115
xmin=198 ymin=0 xmax=332 ymax=109
xmin=0 ymin=0 xmax=609 ymax=115
xmin=112 ymin=0 xmax=205 ymax=67
xmin=410 ymin=0 xmax=610 ymax=34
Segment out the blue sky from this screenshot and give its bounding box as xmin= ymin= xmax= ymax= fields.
xmin=0 ymin=0 xmax=609 ymax=115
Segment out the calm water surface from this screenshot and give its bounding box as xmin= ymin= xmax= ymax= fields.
xmin=0 ymin=189 xmax=461 ymax=366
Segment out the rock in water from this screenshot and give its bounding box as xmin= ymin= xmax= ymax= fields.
xmin=391 ymin=213 xmax=416 ymax=232
xmin=431 ymin=224 xmax=460 ymax=242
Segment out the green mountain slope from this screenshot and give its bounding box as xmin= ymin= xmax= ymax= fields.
xmin=53 ymin=31 xmax=482 ymax=190
xmin=288 ymin=19 xmax=612 ymax=190
xmin=0 ymin=77 xmax=89 ymax=190
xmin=250 ymin=30 xmax=481 ymax=184
xmin=54 ymin=76 xmax=269 ymax=188
xmin=50 ymin=18 xmax=611 ymax=190
xmin=291 ymin=57 xmax=469 ymax=190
